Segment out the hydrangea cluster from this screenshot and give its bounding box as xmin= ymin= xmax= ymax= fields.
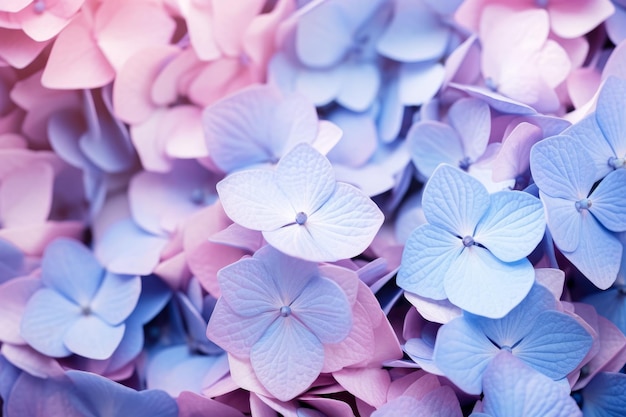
xmin=1 ymin=0 xmax=626 ymax=416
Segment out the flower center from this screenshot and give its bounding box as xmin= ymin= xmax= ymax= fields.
xmin=462 ymin=235 xmax=475 ymax=247
xmin=485 ymin=77 xmax=498 ymax=92
xmin=609 ymin=156 xmax=625 ymax=169
xmin=33 ymin=0 xmax=45 ymax=13
xmin=458 ymin=156 xmax=471 ymax=171
xmin=280 ymin=306 xmax=292 ymax=317
xmin=190 ymin=188 xmax=213 ymax=206
xmin=81 ymin=305 xmax=92 ymax=316
xmin=575 ymin=198 xmax=592 ymax=211
xmin=500 ymin=345 xmax=512 ymax=352
xmin=295 ymin=212 xmax=308 ymax=225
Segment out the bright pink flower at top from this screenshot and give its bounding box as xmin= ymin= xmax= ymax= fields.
xmin=455 ymin=0 xmax=614 ymax=39
xmin=41 ymin=0 xmax=176 ymax=89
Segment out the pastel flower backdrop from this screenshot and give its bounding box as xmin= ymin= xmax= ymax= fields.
xmin=1 ymin=0 xmax=626 ymax=415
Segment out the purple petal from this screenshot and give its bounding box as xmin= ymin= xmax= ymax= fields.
xmin=250 ymin=317 xmax=324 ymax=401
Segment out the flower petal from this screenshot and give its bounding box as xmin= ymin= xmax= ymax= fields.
xmin=217 ymin=168 xmax=294 ymax=231
xmin=407 ymin=121 xmax=464 ymax=178
xmin=20 ymin=288 xmax=80 ymax=357
xmin=41 ymin=238 xmax=104 ymax=306
xmin=250 ymin=317 xmax=324 ymax=401
xmin=206 ymin=298 xmax=277 ymax=357
xmin=530 ymin=135 xmax=595 ymax=199
xmin=0 ymin=161 xmax=54 ymax=227
xmin=422 ymin=164 xmax=490 ymax=236
xmin=448 ymin=98 xmax=491 ymax=162
xmin=432 ymin=316 xmax=499 ymax=395
xmin=474 ymin=191 xmax=545 ymax=262
xmin=64 ymin=315 xmax=125 ymax=360
xmin=90 ymin=272 xmax=141 ymax=326
xmin=589 ymin=169 xmax=626 ymax=232
xmin=514 ymin=310 xmax=593 ymax=380
xmin=398 ymin=224 xmax=461 ymax=300
xmin=291 ymin=277 xmax=352 ymax=344
xmin=482 ymin=351 xmax=582 ymax=417
xmin=444 ymin=247 xmax=535 ymax=319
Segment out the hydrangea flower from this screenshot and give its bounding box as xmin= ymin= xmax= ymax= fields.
xmin=397 ymin=164 xmax=545 ymax=318
xmin=432 ymin=284 xmax=593 ymax=394
xmin=206 ymin=245 xmax=353 ymax=401
xmin=581 ymin=372 xmax=626 ymax=416
xmin=530 ymin=134 xmax=626 ymax=289
xmin=217 ymin=143 xmax=384 ymax=262
xmin=472 ymin=351 xmax=582 ymax=417
xmin=20 ymin=238 xmax=141 ymax=360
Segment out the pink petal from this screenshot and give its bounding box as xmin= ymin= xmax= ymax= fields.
xmin=333 ymin=367 xmax=390 ymax=408
xmin=42 ymin=15 xmax=115 ymax=89
xmin=113 ymin=45 xmax=179 ymax=124
xmin=211 ymin=0 xmax=265 ymax=56
xmin=0 ymin=28 xmax=50 ymax=69
xmin=163 ymin=105 xmax=209 ymax=159
xmin=0 ymin=220 xmax=84 ymax=256
xmin=94 ymin=0 xmax=176 ymax=72
xmin=549 ymin=0 xmax=615 ymax=38
xmin=0 ymin=161 xmax=54 ymax=227
xmin=0 ymin=277 xmax=41 ymax=344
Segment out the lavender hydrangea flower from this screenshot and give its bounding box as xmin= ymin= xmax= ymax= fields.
xmin=206 ymin=245 xmax=352 ymax=401
xmin=20 ymin=238 xmax=141 ymax=360
xmin=398 ymin=164 xmax=545 ymax=318
xmin=217 ymin=143 xmax=384 ymax=262
xmin=530 ymin=134 xmax=626 ymax=289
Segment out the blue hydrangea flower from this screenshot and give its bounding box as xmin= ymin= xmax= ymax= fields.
xmin=433 ymin=284 xmax=593 ymax=395
xmin=217 ymin=143 xmax=384 ymax=262
xmin=20 ymin=238 xmax=141 ymax=360
xmin=471 ymin=351 xmax=582 ymax=417
xmin=530 ymin=134 xmax=626 ymax=289
xmin=397 ymin=164 xmax=545 ymax=318
xmin=206 ymin=245 xmax=352 ymax=401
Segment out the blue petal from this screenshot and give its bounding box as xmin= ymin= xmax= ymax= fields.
xmin=336 ymin=62 xmax=380 ymax=112
xmin=530 ymin=135 xmax=595 ymax=199
xmin=582 ymin=372 xmax=626 ymax=417
xmin=589 ymin=169 xmax=626 ymax=232
xmin=595 ymin=76 xmax=626 ymax=159
xmin=90 ymin=272 xmax=141 ymax=326
xmin=250 ymin=317 xmax=324 ymax=401
xmin=67 ymin=370 xmax=179 ymax=417
xmin=397 ymin=224 xmax=461 ymax=300
xmin=407 ymin=121 xmax=464 ymax=178
xmin=469 ymin=284 xmax=556 ymax=351
xmin=474 ymin=191 xmax=545 ymax=262
xmin=482 ymin=351 xmax=582 ymax=417
xmin=6 ymin=373 xmax=85 ymax=417
xmin=448 ymin=98 xmax=491 ymax=162
xmin=432 ymin=316 xmax=499 ymax=395
xmin=41 ymin=238 xmax=104 ymax=306
xmin=540 ymin=193 xmax=581 ymax=252
xmin=376 ymin=0 xmax=449 ymax=62
xmin=561 ymin=215 xmax=622 ymax=289
xmin=445 ymin=247 xmax=535 ymax=319
xmin=565 ymin=114 xmax=616 ymax=180
xmin=295 ymin=2 xmax=352 ymax=68
xmin=64 ymin=315 xmax=125 ymax=360
xmin=94 ymin=219 xmax=168 ymax=276
xmin=422 ymin=164 xmax=490 ymax=236
xmin=20 ymin=288 xmax=79 ymax=357
xmin=514 ymin=311 xmax=593 ymax=380
xmin=291 ymin=276 xmax=352 ymax=344
xmin=398 ymin=61 xmax=445 ymax=106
